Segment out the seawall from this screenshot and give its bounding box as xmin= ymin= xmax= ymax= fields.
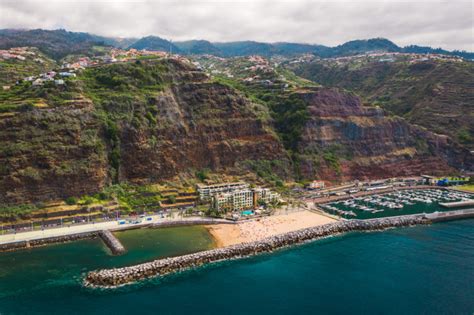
xmin=0 ymin=231 xmax=99 ymax=253
xmin=84 ymin=209 xmax=474 ymax=288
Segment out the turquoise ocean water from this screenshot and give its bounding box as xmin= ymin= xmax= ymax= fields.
xmin=0 ymin=221 xmax=473 ymax=314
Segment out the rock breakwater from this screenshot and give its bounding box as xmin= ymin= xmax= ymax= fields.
xmin=84 ymin=215 xmax=429 ymax=288
xmin=99 ymin=230 xmax=126 ymax=255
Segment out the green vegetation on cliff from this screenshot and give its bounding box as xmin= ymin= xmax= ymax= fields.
xmin=0 ymin=57 xmax=293 ymax=206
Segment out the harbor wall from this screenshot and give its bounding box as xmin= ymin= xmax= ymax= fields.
xmin=439 ymin=200 xmax=474 ymax=208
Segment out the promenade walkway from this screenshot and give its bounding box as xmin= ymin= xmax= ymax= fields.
xmin=0 ymin=215 xmax=229 ymax=245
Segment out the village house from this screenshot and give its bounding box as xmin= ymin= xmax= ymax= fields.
xmin=307 ymin=180 xmax=325 ymax=190
xmin=59 ymin=72 xmax=76 ymax=77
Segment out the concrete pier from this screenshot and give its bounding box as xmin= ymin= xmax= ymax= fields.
xmin=99 ymin=230 xmax=126 ymax=255
xmin=425 ymin=209 xmax=474 ymax=222
xmin=439 ymin=200 xmax=474 ymax=208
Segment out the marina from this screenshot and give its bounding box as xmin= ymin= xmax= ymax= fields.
xmin=320 ymin=189 xmax=474 ymax=219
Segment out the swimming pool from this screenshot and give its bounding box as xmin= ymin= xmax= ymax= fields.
xmin=241 ymin=210 xmax=253 ymax=216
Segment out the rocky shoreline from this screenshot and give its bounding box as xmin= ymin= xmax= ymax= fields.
xmin=84 ymin=214 xmax=430 ymax=288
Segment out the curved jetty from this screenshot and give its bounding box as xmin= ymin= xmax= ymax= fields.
xmin=85 ymin=215 xmax=430 ymax=287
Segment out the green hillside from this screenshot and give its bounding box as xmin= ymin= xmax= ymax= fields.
xmin=0 ymin=48 xmax=57 ymax=86
xmin=0 ymin=29 xmax=112 ymax=59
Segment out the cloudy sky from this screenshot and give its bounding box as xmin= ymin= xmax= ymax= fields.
xmin=1 ymin=0 xmax=473 ymax=51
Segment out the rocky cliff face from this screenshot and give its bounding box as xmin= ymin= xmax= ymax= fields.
xmin=0 ymin=59 xmax=288 ymax=204
xmin=296 ymin=88 xmax=472 ymax=180
xmin=0 ymin=58 xmax=471 ymax=205
xmin=0 ymin=101 xmax=108 ymax=204
xmin=119 ymin=82 xmax=287 ymax=183
xmin=289 ymin=59 xmax=474 ymax=149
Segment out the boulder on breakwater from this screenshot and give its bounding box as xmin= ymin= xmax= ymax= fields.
xmin=84 ymin=215 xmax=429 ymax=288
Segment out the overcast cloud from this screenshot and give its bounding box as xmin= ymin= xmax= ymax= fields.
xmin=0 ymin=0 xmax=472 ymax=51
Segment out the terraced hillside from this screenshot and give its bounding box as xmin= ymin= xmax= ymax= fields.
xmin=0 ymin=57 xmax=289 ymax=204
xmin=288 ymin=58 xmax=474 ymax=149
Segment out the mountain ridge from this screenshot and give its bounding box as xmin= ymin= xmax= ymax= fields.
xmin=1 ymin=29 xmax=472 ymax=60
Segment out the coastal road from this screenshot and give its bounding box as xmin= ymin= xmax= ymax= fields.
xmin=0 ymin=214 xmax=221 ymax=245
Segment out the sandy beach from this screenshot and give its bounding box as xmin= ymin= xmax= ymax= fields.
xmin=206 ymin=210 xmax=336 ymax=247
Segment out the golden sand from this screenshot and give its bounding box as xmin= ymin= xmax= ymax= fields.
xmin=206 ymin=210 xmax=336 ymax=247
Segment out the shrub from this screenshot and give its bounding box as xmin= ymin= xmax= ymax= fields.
xmin=18 ymin=103 xmax=35 ymax=112
xmin=458 ymin=129 xmax=472 ymax=144
xmin=65 ymin=197 xmax=78 ymax=205
xmin=196 ymin=168 xmax=210 ymax=182
xmin=167 ymin=195 xmax=177 ymax=204
xmin=323 ymin=151 xmax=341 ymax=173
